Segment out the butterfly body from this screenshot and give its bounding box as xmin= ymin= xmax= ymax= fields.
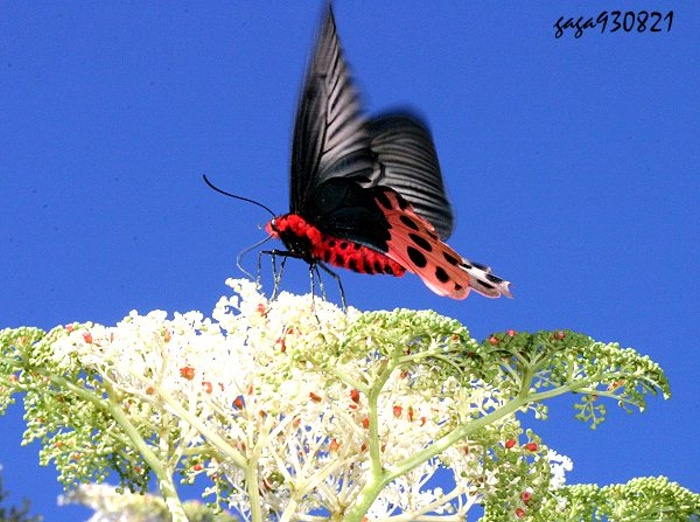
xmin=266 ymin=212 xmax=405 ymax=277
xmin=262 ymin=7 xmax=512 ymax=301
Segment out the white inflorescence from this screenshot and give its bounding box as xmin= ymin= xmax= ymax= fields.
xmin=48 ymin=278 xmax=571 ymax=519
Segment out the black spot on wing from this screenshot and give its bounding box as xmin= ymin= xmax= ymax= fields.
xmin=408 ymin=233 xmax=433 ymax=252
xmin=435 ymin=266 xmax=449 ymax=283
xmin=425 ymin=229 xmax=438 ymax=240
xmin=399 ymin=215 xmax=420 ymax=231
xmin=407 ymin=246 xmax=427 ymax=268
xmin=395 ymin=193 xmax=408 ymax=210
xmin=375 ymin=191 xmax=392 ymax=209
xmin=443 ymin=252 xmax=460 ymax=266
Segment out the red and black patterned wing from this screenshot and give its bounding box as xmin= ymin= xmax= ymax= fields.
xmin=290 ymin=6 xmax=374 ymax=215
xmin=368 ymin=114 xmax=454 ymax=240
xmin=374 ymin=189 xmax=513 ymax=299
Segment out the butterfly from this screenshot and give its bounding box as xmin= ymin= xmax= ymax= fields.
xmin=263 ymin=6 xmax=512 ymax=303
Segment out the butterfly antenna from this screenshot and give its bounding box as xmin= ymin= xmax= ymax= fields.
xmin=202 ymin=174 xmax=276 ymax=218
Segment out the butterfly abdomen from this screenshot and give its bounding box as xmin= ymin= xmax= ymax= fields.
xmin=267 ymin=214 xmax=406 ymax=277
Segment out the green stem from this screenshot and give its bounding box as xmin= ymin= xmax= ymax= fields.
xmin=244 ymin=461 xmax=263 ymax=522
xmin=104 ymin=384 xmax=188 ymax=522
xmin=345 ymin=395 xmax=528 ymax=521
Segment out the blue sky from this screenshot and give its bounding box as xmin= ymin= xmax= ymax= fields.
xmin=1 ymin=3 xmax=698 ymax=519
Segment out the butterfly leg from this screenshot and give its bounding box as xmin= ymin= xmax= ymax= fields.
xmin=308 ymin=263 xmax=319 ymax=313
xmin=313 ymin=264 xmax=329 ymax=301
xmin=269 ymin=253 xmax=288 ymax=301
xmin=317 ymin=262 xmax=347 ymax=312
xmin=261 ymin=249 xmax=299 ymax=301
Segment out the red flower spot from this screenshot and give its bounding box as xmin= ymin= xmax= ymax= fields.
xmin=180 ymin=366 xmax=195 ymax=380
xmin=505 ymin=438 xmax=517 ymax=449
xmin=488 ymin=335 xmax=500 ymax=346
xmin=65 ymin=324 xmax=75 ymax=332
xmin=82 ymin=332 xmax=93 ymax=344
xmin=515 ymin=507 xmax=526 ymax=518
xmin=400 ymin=370 xmax=409 ymax=379
xmin=146 ymin=385 xmax=155 ymax=395
xmin=329 ymin=439 xmax=339 ymax=452
xmin=521 ymin=491 xmax=532 ymax=503
xmin=420 ymin=416 xmax=427 ymax=427
xmin=506 ymin=329 xmax=517 ymax=337
xmin=553 ymin=330 xmax=566 ymax=340
xmin=360 ymin=442 xmax=367 ymax=452
xmin=233 ymin=396 xmax=245 ymax=410
xmin=392 ymin=405 xmax=402 ymax=418
xmin=607 ymin=379 xmax=626 ymax=391
xmin=350 ymin=388 xmax=360 ymax=403
xmin=256 ymin=303 xmax=267 ymax=316
xmin=202 ymin=381 xmax=213 ymax=394
xmin=192 ymin=463 xmax=203 ymax=472
xmin=276 ymin=337 xmax=286 ymax=353
xmin=362 ymin=417 xmax=370 ymax=429
xmin=163 ymin=330 xmax=172 ymax=343
xmin=309 ymin=392 xmax=322 ymax=403
xmin=408 ymin=408 xmax=414 ymax=422
xmin=525 ymin=442 xmax=538 ymax=452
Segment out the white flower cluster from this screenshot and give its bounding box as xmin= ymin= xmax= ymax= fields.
xmin=47 ymin=279 xmax=570 ymax=519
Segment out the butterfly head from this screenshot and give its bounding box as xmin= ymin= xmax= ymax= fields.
xmin=265 ymin=218 xmax=281 ymax=239
xmin=266 ymin=213 xmax=320 ymax=262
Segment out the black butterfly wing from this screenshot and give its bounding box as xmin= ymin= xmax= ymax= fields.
xmin=290 ymin=6 xmax=373 ymax=215
xmin=368 ymin=114 xmax=454 ymax=240
xmin=290 ymin=7 xmax=454 ymax=251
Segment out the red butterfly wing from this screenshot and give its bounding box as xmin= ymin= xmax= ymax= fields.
xmin=375 ymin=189 xmax=512 ymax=299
